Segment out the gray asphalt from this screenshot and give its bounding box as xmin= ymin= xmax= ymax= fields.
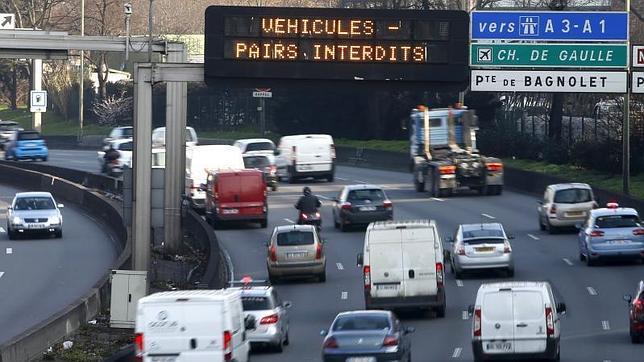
xmin=0 ymin=182 xmax=118 ymax=344
xmin=45 ymin=149 xmax=644 ymax=361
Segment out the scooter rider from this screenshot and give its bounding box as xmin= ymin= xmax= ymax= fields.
xmin=102 ymin=144 xmax=120 ymax=173
xmin=295 ymin=186 xmax=321 ymax=214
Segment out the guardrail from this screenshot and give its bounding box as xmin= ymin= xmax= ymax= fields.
xmin=0 ymin=161 xmax=129 ymax=362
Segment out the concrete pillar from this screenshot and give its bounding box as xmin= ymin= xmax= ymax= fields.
xmin=32 ymin=59 xmax=42 ymax=132
xmin=132 ymin=63 xmax=153 ymax=271
xmin=164 ymin=47 xmax=187 ymax=252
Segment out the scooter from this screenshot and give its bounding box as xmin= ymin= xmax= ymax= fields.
xmin=297 ymin=210 xmax=322 ymax=232
xmin=105 ymin=159 xmax=123 ymax=178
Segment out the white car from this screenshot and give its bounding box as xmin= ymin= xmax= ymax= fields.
xmin=152 ymin=126 xmax=198 ymax=148
xmin=470 ymin=281 xmax=566 ymax=362
xmin=97 ymin=138 xmax=133 ymax=171
xmin=103 ymin=126 xmax=133 ymax=146
xmin=233 ymin=138 xmax=276 ymax=156
xmin=6 ymin=192 xmax=64 ymax=239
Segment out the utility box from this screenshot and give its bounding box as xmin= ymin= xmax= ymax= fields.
xmin=110 ymin=270 xmax=147 ymax=328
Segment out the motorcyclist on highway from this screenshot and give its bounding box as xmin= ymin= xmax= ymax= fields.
xmin=295 ymin=186 xmax=321 ymax=214
xmin=104 ymin=144 xmax=120 ymax=163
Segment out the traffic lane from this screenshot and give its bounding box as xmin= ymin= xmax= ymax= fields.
xmin=0 ymin=183 xmax=118 ymax=344
xmin=45 ymin=149 xmax=99 ymax=172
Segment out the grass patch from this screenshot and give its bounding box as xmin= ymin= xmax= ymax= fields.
xmin=0 ymin=106 xmax=109 ymax=136
xmin=335 ymin=138 xmax=408 ymax=153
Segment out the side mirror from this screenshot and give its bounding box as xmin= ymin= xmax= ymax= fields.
xmin=57 ymin=204 xmax=64 ymax=208
xmin=356 ymin=252 xmax=363 ymax=267
xmin=320 ymin=329 xmax=328 ymax=336
xmin=283 ymin=301 xmax=292 ymax=309
xmin=624 ymin=294 xmax=633 ymax=304
xmin=556 ymin=302 xmax=567 ymax=314
xmin=244 ymin=315 xmax=256 ymax=330
xmin=404 ymin=326 xmax=416 ymax=334
xmin=274 ymin=149 xmax=281 ymax=156
xmin=467 ymin=305 xmax=474 ymax=316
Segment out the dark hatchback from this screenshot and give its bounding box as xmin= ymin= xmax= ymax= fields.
xmin=243 ymin=154 xmax=278 ymax=191
xmin=321 ymin=310 xmax=414 ymax=362
xmin=624 ymin=281 xmax=644 ymax=343
xmin=333 ymin=185 xmax=393 ymax=232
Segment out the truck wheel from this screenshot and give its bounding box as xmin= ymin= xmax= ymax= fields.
xmin=414 ymin=171 xmax=425 ymax=192
xmin=271 ymin=185 xmax=277 ymax=191
xmin=287 ymin=172 xmax=296 ymax=184
xmin=478 ymin=185 xmax=488 ymax=195
xmin=438 ymin=188 xmax=452 ymax=198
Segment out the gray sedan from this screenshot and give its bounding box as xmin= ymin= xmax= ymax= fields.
xmin=332 ymin=185 xmax=393 ymax=232
xmin=6 ymin=192 xmax=64 ymax=239
xmin=449 ymin=223 xmax=514 ymax=278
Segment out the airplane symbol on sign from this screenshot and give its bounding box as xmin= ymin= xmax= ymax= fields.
xmin=478 ymin=48 xmax=492 ymax=62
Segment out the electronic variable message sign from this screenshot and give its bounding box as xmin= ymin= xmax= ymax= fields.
xmin=205 ymin=6 xmax=469 ymax=87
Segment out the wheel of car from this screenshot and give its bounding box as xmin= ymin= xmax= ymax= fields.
xmin=271 ymin=185 xmax=277 ymax=191
xmin=545 ymin=219 xmax=557 ymax=234
xmin=259 ymin=219 xmax=268 ymax=228
xmin=506 ymin=268 xmax=515 ymax=278
xmin=539 ymin=216 xmax=546 ymax=231
xmin=333 ymin=217 xmax=339 ymax=229
xmin=7 ymin=229 xmax=16 ymax=240
xmin=630 ymin=332 xmax=642 ymax=344
xmin=42 ymin=156 xmax=48 ymax=162
xmin=340 ymin=222 xmax=348 ymax=232
xmin=283 ymin=332 xmax=289 ymax=346
xmin=274 ymin=340 xmax=283 ymax=353
xmin=586 ymin=255 xmax=596 ymax=266
xmin=55 ymin=230 xmax=62 ymax=238
xmin=414 ymin=174 xmax=425 ymax=192
xmin=318 ymin=271 xmax=326 ymax=283
xmin=435 ymin=305 xmax=446 ymax=318
xmin=579 ymin=253 xmax=586 ymax=262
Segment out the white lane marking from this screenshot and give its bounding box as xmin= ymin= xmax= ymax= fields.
xmin=354 ymin=180 xmax=367 ymax=184
xmin=0 ymin=227 xmax=4 ymax=233
xmin=462 ymin=311 xmax=469 ymax=320
xmin=456 ymin=280 xmax=464 ymax=287
xmin=431 ymin=197 xmax=445 ymax=202
xmin=283 ymin=218 xmax=295 ymax=224
xmin=602 ymin=320 xmax=610 ymax=330
xmin=6 ymin=248 xmax=12 ymax=255
xmin=481 ymin=213 xmax=496 ymax=220
xmin=527 ymin=234 xmax=539 ymax=240
xmin=341 ymin=291 xmax=348 ymax=300
xmin=336 ymin=177 xmax=348 ymax=181
xmin=587 ymin=286 xmax=598 ymax=296
xmin=452 ymin=347 xmax=462 ymax=358
xmin=562 ymin=258 xmax=574 ymax=266
xmin=0 ymin=272 xmax=4 ymax=279
xmin=336 ymin=263 xmax=344 ymax=270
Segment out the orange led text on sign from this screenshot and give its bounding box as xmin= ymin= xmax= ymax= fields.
xmin=261 ymin=17 xmax=375 ymax=37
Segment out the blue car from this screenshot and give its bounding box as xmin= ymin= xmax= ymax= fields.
xmin=578 ymin=202 xmax=644 ymax=266
xmin=4 ymin=130 xmax=48 ymax=161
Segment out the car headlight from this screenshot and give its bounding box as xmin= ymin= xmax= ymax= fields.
xmin=49 ymin=216 xmax=60 ymax=224
xmin=12 ymin=216 xmax=22 ymax=225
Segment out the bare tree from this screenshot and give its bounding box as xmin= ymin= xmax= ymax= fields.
xmin=92 ymin=91 xmax=133 ymax=127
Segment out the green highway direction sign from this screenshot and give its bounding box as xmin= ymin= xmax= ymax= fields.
xmin=470 ymin=43 xmax=627 ymax=68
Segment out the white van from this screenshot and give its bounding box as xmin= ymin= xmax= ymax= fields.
xmin=135 ymin=289 xmax=253 ymax=362
xmin=185 ymin=145 xmax=244 ymax=209
xmin=275 ymin=134 xmax=335 ymax=183
xmin=357 ymin=220 xmax=446 ymax=317
xmin=470 ymin=281 xmax=566 ymax=362
xmin=152 ymin=126 xmax=198 ymax=148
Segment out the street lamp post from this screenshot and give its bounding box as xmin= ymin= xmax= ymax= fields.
xmin=78 ymin=0 xmax=85 ymax=142
xmin=148 ymin=0 xmax=154 ymax=63
xmin=623 ymin=0 xmax=631 ymax=195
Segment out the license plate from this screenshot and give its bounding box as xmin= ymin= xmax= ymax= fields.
xmin=486 ymin=342 xmax=512 ymax=351
xmin=222 ymin=209 xmax=239 ymax=214
xmin=567 ymin=211 xmax=584 ymax=216
xmin=476 ymin=247 xmax=495 ymax=252
xmin=151 ymin=357 xmax=177 ymax=362
xmin=375 ymin=284 xmax=399 ymax=290
xmin=28 ymin=223 xmax=46 ymax=229
xmin=609 ymin=239 xmax=628 ymax=244
xmin=287 ymin=252 xmax=307 ymax=258
xmin=298 ymin=164 xmax=312 ymax=171
xmin=359 ymin=206 xmax=376 ymax=211
xmin=347 ymin=357 xmax=376 ymax=362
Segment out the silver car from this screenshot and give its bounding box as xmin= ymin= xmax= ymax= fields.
xmin=233 ymin=283 xmax=291 ymax=352
xmin=538 ymin=183 xmax=596 ymax=233
xmin=449 ymin=223 xmax=514 ymax=278
xmin=6 ymin=192 xmax=64 ymax=239
xmin=266 ymin=224 xmax=326 ymax=283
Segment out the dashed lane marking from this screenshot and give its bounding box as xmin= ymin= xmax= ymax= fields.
xmin=587 ymin=286 xmax=598 ymax=296
xmin=336 ymin=263 xmax=344 ymax=270
xmin=6 ymin=248 xmax=12 ymax=255
xmin=602 ymin=321 xmax=610 ymax=330
xmin=341 ymin=292 xmax=348 ymax=300
xmin=452 ymin=347 xmax=462 ymax=358
xmin=284 ymin=218 xmax=295 ymax=224
xmin=527 ymin=234 xmax=539 ymax=240
xmin=462 ymin=311 xmax=469 ymax=320
xmin=481 ymin=213 xmax=496 ymax=220
xmin=456 ymin=280 xmax=464 ymax=287
xmin=0 ymin=272 xmax=4 ymax=279
xmin=336 ymin=177 xmax=348 ymax=181
xmin=0 ymin=227 xmax=4 ymax=233
xmin=354 ymin=180 xmax=368 ymax=184
xmin=562 ymin=258 xmax=574 ymax=266
xmin=431 ymin=197 xmax=445 ymax=202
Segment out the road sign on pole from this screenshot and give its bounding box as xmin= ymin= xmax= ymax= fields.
xmin=252 ymin=90 xmax=272 ymax=98
xmin=0 ymin=14 xmax=15 ymax=30
xmin=470 ymin=11 xmax=628 ymax=41
xmin=634 ymin=46 xmax=644 ymax=68
xmin=470 ymin=70 xmax=627 ymax=93
xmin=29 ymin=90 xmax=47 ymax=113
xmin=470 ymin=43 xmax=627 ymax=68
xmin=633 ymin=72 xmax=644 ymax=94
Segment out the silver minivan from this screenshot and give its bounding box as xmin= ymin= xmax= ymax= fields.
xmin=538 ymin=183 xmax=596 ymax=233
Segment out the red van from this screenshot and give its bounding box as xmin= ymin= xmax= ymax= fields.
xmin=204 ymin=169 xmax=268 ymax=228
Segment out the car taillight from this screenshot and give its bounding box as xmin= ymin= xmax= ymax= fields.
xmin=315 ymin=243 xmax=323 ymax=259
xmin=363 ymin=265 xmax=371 ymax=291
xmin=549 ymin=204 xmax=557 ymax=215
xmin=633 ymin=229 xmax=644 ymax=236
xmin=134 ymin=333 xmax=144 ymax=361
xmin=269 ymin=245 xmax=277 ymax=262
xmin=486 ymin=162 xmax=503 ymax=172
xmin=439 ymin=165 xmax=456 ymax=175
xmin=634 ymin=299 xmax=644 ymax=314
xmin=590 ymin=230 xmax=605 ymax=237
xmin=260 ymin=313 xmax=279 ymax=324
xmin=545 ymin=307 xmax=554 ymax=337
xmin=302 ymin=213 xmax=309 ymax=219
xmin=473 ymin=307 xmax=481 ymax=337
xmin=457 ymin=246 xmax=465 ymax=255
xmin=341 ymin=202 xmax=352 ymax=211
xmin=382 ymin=335 xmax=399 ymax=347
xmin=315 ymin=212 xmax=321 ymax=218
xmin=383 ymin=200 xmax=393 ymax=209
xmin=330 ymin=144 xmax=336 ymax=159
xmin=223 ymin=330 xmax=232 ymax=361
xmin=323 ymin=336 xmax=338 ymax=349
xmin=436 ymin=262 xmax=444 ymax=286
xmin=503 ymin=242 xmax=512 ymax=253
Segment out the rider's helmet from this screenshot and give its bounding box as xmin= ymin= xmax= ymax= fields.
xmin=303 ymin=186 xmax=311 ymax=196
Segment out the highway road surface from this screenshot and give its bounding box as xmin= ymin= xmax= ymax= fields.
xmin=0 ymin=182 xmax=118 ymax=344
xmin=44 ymin=149 xmax=644 ymax=361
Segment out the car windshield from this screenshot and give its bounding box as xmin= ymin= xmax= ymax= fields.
xmin=244 ymin=156 xmax=270 ymax=169
xmin=595 ymin=214 xmax=640 ymax=228
xmin=118 ymin=142 xmax=133 ymax=151
xmin=332 ymin=315 xmax=390 ymax=331
xmin=121 ymin=128 xmax=133 ymax=137
xmin=241 ymin=296 xmax=273 ymax=311
xmin=462 ymin=228 xmax=504 ymax=239
xmin=276 ymin=231 xmax=315 ymax=246
xmin=554 ymin=188 xmax=592 ymax=203
xmin=14 ymin=197 xmax=55 ymax=210
xmin=464 ymin=238 xmax=505 ymax=245
xmin=348 ymin=189 xmax=385 ymax=202
xmin=246 ymin=142 xmax=274 ymax=152
xmin=18 ymin=132 xmax=41 ymax=141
